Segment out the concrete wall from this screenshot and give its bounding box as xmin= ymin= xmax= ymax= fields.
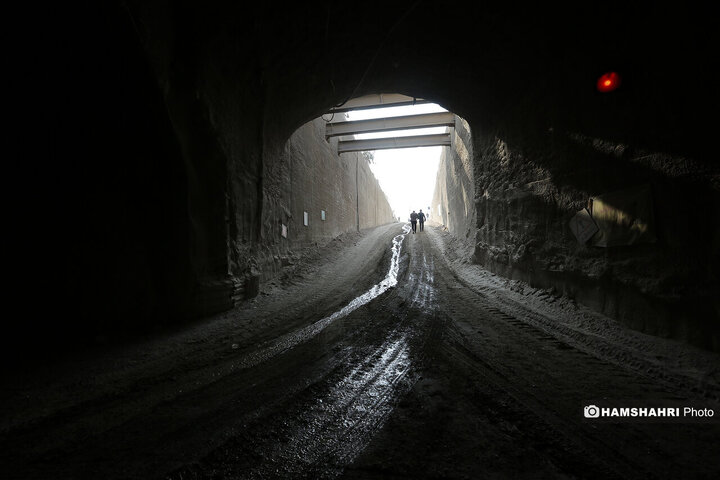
xmin=356 ymin=153 xmax=396 ymax=231
xmin=253 ymin=117 xmax=395 ymax=283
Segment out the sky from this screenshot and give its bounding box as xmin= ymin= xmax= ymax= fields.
xmin=345 ymin=103 xmax=446 ymax=221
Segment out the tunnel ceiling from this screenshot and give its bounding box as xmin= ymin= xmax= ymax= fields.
xmin=34 ymin=1 xmax=720 ymax=162
xmin=138 ymin=1 xmax=716 ymax=160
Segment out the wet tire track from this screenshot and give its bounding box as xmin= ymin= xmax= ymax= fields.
xmin=165 ymin=227 xmax=450 ymax=480
xmin=425 ymin=230 xmax=720 ymax=479
xmin=6 ymin=223 xmax=719 ymax=479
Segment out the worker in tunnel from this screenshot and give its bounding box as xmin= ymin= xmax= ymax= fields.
xmin=410 ymin=210 xmax=418 ymax=233
xmin=418 ymin=209 xmax=426 ymax=232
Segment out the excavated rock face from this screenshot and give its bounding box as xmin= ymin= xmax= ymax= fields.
xmin=20 ymin=2 xmax=718 ymax=354
xmin=470 ymin=128 xmax=719 ymax=351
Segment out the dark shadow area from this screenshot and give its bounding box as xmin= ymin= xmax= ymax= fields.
xmin=7 ymin=3 xmax=193 ymax=368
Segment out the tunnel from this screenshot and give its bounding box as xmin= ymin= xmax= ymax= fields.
xmin=3 ymin=2 xmax=720 ymax=478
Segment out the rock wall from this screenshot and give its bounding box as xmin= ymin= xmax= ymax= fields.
xmin=433 ymin=118 xmax=720 ymax=351
xmin=253 ymin=118 xmax=395 ymax=284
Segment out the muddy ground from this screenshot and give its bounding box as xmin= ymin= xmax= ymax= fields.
xmin=2 ymin=223 xmax=719 ymax=479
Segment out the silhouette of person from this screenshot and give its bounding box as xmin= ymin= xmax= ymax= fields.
xmin=417 ymin=209 xmax=426 ymax=231
xmin=410 ymin=210 xmax=418 ymax=233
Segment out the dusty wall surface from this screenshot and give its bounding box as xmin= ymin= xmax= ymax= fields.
xmin=254 ymin=118 xmax=395 ymax=283
xmin=431 ymin=117 xmax=475 ymax=240
xmin=357 ymin=155 xmax=396 ymax=231
xmin=432 ymin=121 xmax=720 ymax=351
xmin=480 ymin=130 xmax=719 ymax=351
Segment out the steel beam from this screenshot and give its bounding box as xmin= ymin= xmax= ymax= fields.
xmin=326 ymin=112 xmax=455 ymax=138
xmin=337 ymin=134 xmax=451 ymax=153
xmin=329 ymin=93 xmax=428 ymax=113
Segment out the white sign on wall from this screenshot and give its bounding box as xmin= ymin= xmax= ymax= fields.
xmin=569 ymin=208 xmax=599 ymax=244
xmin=303 ymin=211 xmax=309 ymax=226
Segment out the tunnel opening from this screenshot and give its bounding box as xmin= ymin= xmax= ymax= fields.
xmin=340 ymin=100 xmax=450 ymax=227
xmin=256 ymin=93 xmax=474 ymax=292
xmin=6 ymin=4 xmax=720 ymax=479
xmin=13 ymin=1 xmax=718 ymax=366
xmin=279 ymin=86 xmax=720 ymax=353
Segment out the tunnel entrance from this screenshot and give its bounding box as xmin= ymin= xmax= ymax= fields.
xmin=8 ymin=5 xmax=720 ymax=479
xmin=264 ymin=92 xmax=473 ymax=286
xmin=322 ymin=94 xmax=474 ymax=237
xmin=324 ymin=94 xmax=458 ymax=227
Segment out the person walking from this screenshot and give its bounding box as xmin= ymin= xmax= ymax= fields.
xmin=410 ymin=210 xmax=418 ymax=233
xmin=417 ymin=209 xmax=426 ymax=232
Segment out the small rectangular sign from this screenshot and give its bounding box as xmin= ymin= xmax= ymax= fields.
xmin=569 ymin=208 xmax=598 ymax=244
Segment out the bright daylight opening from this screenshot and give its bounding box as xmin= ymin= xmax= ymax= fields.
xmin=345 ymin=103 xmax=448 ymax=222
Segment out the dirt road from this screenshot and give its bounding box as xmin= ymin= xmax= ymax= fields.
xmin=2 ymin=224 xmax=719 ymax=479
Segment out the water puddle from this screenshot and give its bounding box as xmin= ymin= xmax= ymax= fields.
xmin=236 ymin=225 xmax=412 ymax=370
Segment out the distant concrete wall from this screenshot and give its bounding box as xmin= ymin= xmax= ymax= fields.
xmin=355 ymin=152 xmax=396 ymax=230
xmin=431 ymin=116 xmax=475 ymax=240
xmin=253 ymin=117 xmax=395 ymax=283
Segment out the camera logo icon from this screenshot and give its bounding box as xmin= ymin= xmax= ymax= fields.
xmin=584 ymin=405 xmax=600 ymax=418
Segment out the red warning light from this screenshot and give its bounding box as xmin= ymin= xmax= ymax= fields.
xmin=597 ymin=72 xmax=621 ymax=92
